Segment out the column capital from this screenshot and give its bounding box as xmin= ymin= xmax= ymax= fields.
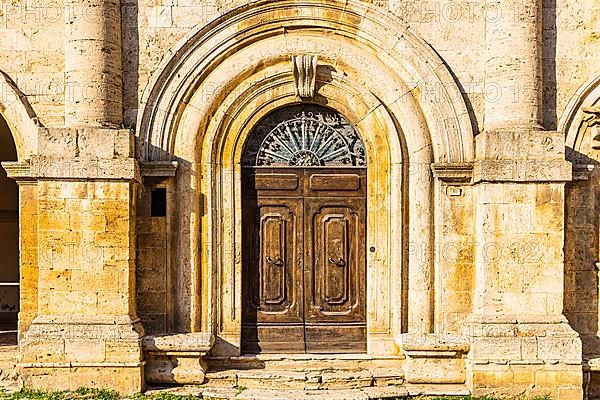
xmin=1 ymin=160 xmax=35 ymax=183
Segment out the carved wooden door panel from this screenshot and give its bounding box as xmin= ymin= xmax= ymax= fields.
xmin=303 ymin=170 xmax=367 ymax=353
xmin=242 ymin=170 xmax=305 ymax=354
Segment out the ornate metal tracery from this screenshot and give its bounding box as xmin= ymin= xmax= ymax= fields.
xmin=242 ymin=105 xmax=366 ymax=167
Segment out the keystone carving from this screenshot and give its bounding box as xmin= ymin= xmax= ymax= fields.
xmin=292 ymin=55 xmax=318 ymax=98
xmin=583 ymin=106 xmax=600 ymax=150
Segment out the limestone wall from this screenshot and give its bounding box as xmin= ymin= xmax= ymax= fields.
xmin=554 ymin=0 xmax=600 ymax=128
xmin=0 ymin=0 xmax=597 ymax=131
xmin=434 ymin=181 xmax=474 ymax=334
xmin=0 ymin=0 xmax=598 ymax=396
xmin=0 ymin=0 xmax=65 ymax=126
xmin=119 ymin=0 xmax=599 ymax=131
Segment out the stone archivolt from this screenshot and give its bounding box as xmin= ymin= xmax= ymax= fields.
xmin=0 ymin=71 xmax=40 ymax=159
xmin=137 ymin=0 xmax=474 ymax=164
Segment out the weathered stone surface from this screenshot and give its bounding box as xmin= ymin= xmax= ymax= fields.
xmin=361 ymin=386 xmax=409 ymax=399
xmin=320 ymin=370 xmax=373 ymax=390
xmin=237 ymin=371 xmax=307 ymax=390
xmin=0 ymin=0 xmax=597 ymax=397
xmin=236 ymin=389 xmax=369 ymax=400
xmin=370 ymin=367 xmax=405 ymax=387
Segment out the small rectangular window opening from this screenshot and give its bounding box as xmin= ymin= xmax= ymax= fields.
xmin=151 ymin=188 xmax=167 ymax=217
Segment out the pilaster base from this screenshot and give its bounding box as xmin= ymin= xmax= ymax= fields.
xmin=19 ymin=316 xmax=145 ymax=394
xmin=143 ymin=333 xmax=214 ymax=385
xmin=466 ymin=317 xmax=583 ymax=399
xmin=399 ymin=334 xmax=470 ymax=385
xmin=20 ymin=365 xmax=144 ymax=394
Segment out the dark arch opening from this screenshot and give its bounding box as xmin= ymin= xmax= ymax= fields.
xmin=0 ymin=114 xmax=19 ymax=345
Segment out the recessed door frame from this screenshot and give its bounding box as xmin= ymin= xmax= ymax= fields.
xmin=200 ymin=79 xmax=422 ymax=358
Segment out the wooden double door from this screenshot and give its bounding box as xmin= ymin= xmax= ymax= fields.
xmin=242 ymin=167 xmax=367 ymax=354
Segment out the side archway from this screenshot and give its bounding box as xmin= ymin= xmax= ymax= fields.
xmin=0 ymin=71 xmax=40 ymax=344
xmin=560 ymin=75 xmax=600 ymax=362
xmin=136 ymin=0 xmax=476 ymax=355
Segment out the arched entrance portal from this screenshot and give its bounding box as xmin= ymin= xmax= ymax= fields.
xmin=0 ymin=114 xmax=19 ymax=345
xmin=241 ymin=105 xmax=367 ymax=353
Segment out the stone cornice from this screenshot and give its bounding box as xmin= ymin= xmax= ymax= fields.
xmin=472 ymin=159 xmax=573 ymax=183
xmin=1 ymin=160 xmax=34 ymax=181
xmin=431 ymin=163 xmax=473 ymax=184
xmin=140 ymin=161 xmax=179 ymax=177
xmin=573 ymin=164 xmax=595 ymax=181
xmin=1 ymin=158 xmax=141 ymax=182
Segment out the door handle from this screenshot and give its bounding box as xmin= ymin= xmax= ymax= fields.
xmin=328 ymin=257 xmax=346 ymax=267
xmin=266 ymin=256 xmax=284 ymax=267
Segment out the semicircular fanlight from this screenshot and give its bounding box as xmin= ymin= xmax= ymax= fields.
xmin=242 ymin=105 xmax=366 ymax=167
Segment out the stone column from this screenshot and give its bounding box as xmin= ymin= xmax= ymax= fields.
xmin=65 ymin=0 xmax=123 ymax=127
xmin=6 ymin=128 xmax=145 ymax=394
xmin=468 ymin=0 xmax=583 ymax=397
xmin=483 ymin=0 xmax=542 ymax=131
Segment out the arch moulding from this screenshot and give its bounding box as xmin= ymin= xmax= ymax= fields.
xmin=0 ymin=71 xmax=40 ymax=160
xmin=560 ymin=74 xmax=600 ymax=158
xmin=137 ymin=0 xmax=474 ymax=164
xmin=136 ymin=0 xmax=476 ymax=357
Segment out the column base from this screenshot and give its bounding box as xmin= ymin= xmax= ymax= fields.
xmin=19 ymin=315 xmax=145 ymax=395
xmin=398 ymin=334 xmax=470 ymax=385
xmin=19 ymin=365 xmax=145 ymax=394
xmin=465 ymin=316 xmax=583 ymax=399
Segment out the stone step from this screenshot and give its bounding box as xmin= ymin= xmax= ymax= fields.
xmin=206 ymin=354 xmax=404 ymax=371
xmin=145 ymin=384 xmax=470 ymax=399
xmin=205 ymin=367 xmax=405 ymax=391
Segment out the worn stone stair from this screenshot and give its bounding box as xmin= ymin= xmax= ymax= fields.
xmin=151 ymin=355 xmax=471 ymax=399
xmin=205 ymin=367 xmax=405 ymax=390
xmin=190 ymin=354 xmax=470 ymax=398
xmin=146 ymin=383 xmax=470 ymax=399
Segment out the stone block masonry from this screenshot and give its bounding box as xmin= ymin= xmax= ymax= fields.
xmin=0 ymin=0 xmax=598 ymax=396
xmin=3 ymin=128 xmax=145 ymax=394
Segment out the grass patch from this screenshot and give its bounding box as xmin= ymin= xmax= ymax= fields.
xmin=132 ymin=392 xmax=200 ymax=400
xmin=0 ymin=388 xmax=120 ymax=400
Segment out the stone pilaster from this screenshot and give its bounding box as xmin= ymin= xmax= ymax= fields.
xmin=469 ymin=130 xmax=582 ymax=398
xmin=4 ymin=128 xmax=145 ymax=394
xmin=0 ymin=164 xmax=39 ymax=340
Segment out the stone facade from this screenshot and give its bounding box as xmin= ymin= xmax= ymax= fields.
xmin=0 ymin=0 xmax=598 ymax=397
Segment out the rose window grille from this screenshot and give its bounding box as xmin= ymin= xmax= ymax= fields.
xmin=242 ymin=105 xmax=366 ymax=167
